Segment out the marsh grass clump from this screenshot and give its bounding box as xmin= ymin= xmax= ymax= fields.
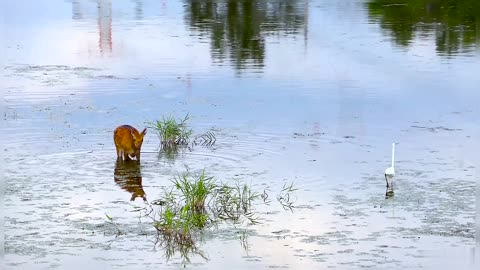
xmin=148 ymin=172 xmax=260 ymax=244
xmin=133 ymin=171 xmax=297 ymax=264
xmin=148 ymin=114 xmax=216 ymax=158
xmin=148 ymin=114 xmax=193 ymax=148
xmin=173 ymin=171 xmax=216 ymax=213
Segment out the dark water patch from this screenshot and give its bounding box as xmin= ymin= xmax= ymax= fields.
xmin=4 ymin=64 xmax=135 ymax=83
xmin=411 ymin=125 xmax=463 ymax=133
xmin=5 ymin=64 xmax=102 ymax=86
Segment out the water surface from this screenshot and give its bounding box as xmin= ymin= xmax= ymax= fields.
xmin=3 ymin=0 xmax=480 ymax=269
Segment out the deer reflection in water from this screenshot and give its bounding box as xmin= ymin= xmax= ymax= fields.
xmin=114 ymin=160 xmax=147 ymax=202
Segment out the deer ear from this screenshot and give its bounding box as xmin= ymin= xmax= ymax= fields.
xmin=141 ymin=128 xmax=147 ymax=136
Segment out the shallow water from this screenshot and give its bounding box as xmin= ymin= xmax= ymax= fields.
xmin=3 ymin=0 xmax=480 ymax=269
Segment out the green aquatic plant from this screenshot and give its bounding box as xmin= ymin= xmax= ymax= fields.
xmin=148 ymin=114 xmax=216 ymax=160
xmin=276 ymin=182 xmax=298 ymax=212
xmin=151 ymin=201 xmax=208 ymax=264
xmin=238 ymin=229 xmax=250 ymax=254
xmin=173 ymin=170 xmax=216 ymax=214
xmin=148 ymin=172 xmax=216 ymax=245
xmin=147 ymin=172 xmax=260 ymax=242
xmin=148 ymin=174 xmax=295 ymax=236
xmin=148 ymin=114 xmax=193 ymax=148
xmin=104 ymin=213 xmax=123 ymax=236
xmin=130 ymin=171 xmax=297 ymax=264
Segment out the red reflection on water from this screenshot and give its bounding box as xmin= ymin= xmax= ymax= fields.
xmin=98 ymin=0 xmax=113 ymax=55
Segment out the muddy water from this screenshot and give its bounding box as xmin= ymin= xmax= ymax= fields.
xmin=3 ymin=0 xmax=480 ymax=269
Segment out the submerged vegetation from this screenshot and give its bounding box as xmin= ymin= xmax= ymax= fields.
xmin=124 ymin=170 xmax=297 ymax=264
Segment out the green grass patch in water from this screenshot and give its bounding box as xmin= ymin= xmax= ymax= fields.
xmin=115 ymin=170 xmax=297 ymax=264
xmin=147 ymin=114 xmax=193 ymax=148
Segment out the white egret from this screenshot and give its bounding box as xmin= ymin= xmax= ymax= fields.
xmin=385 ymin=143 xmax=396 ymax=189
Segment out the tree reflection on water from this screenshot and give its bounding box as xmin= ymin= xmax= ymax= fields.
xmin=367 ymin=0 xmax=480 ymax=56
xmin=185 ymin=0 xmax=309 ymax=71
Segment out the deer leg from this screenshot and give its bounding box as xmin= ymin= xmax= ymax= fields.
xmin=116 ymin=147 xmax=121 ymax=160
